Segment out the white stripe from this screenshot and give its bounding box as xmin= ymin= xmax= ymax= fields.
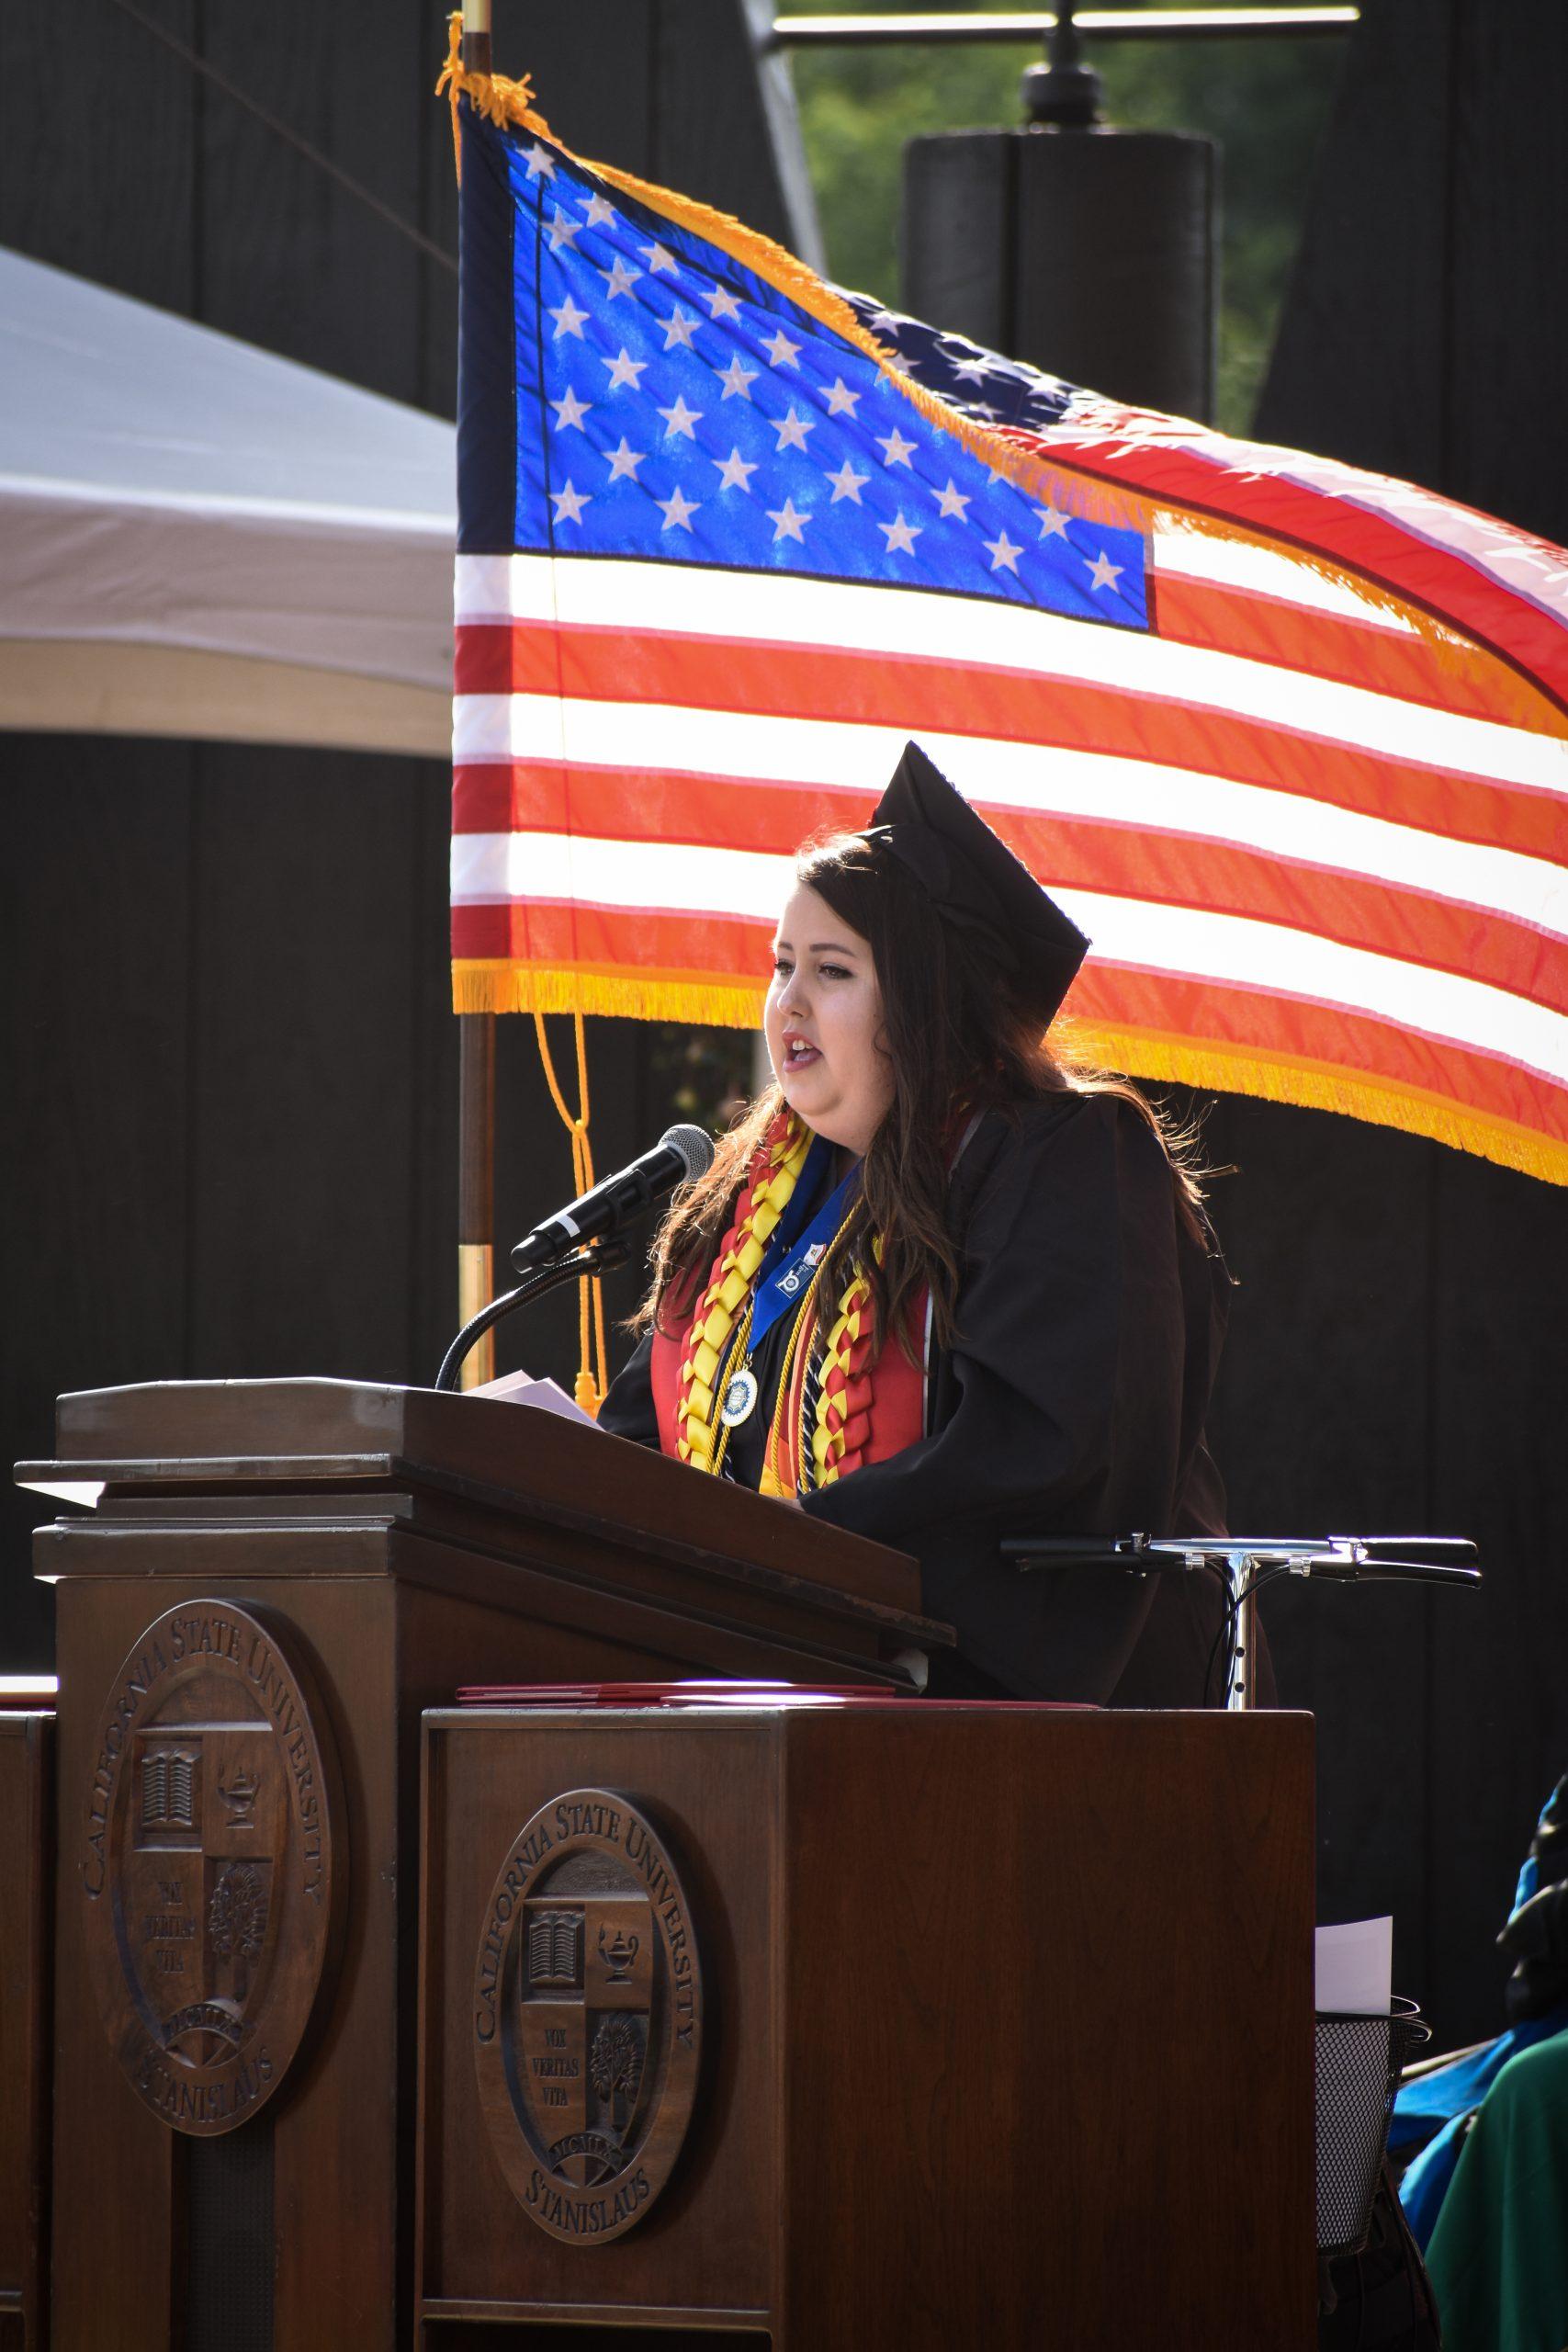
xmin=452 ymin=692 xmax=1568 ymax=940
xmin=450 ymin=831 xmax=1568 ymax=1086
xmin=1149 ymin=519 xmax=1421 ymax=629
xmin=454 ymin=555 xmax=1568 ymax=798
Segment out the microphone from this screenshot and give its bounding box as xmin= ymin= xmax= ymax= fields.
xmin=510 ymin=1125 xmax=715 ymax=1275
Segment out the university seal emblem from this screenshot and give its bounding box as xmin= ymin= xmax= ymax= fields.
xmin=81 ymin=1600 xmax=342 ymax=2136
xmin=474 ymin=1788 xmax=703 ymax=2243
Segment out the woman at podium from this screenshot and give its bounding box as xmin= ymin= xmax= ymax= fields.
xmin=600 ymin=741 xmax=1233 ymax=1706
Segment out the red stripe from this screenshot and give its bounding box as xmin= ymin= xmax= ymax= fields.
xmin=1039 ymin=426 xmax=1568 ymax=716
xmin=454 ymin=621 xmax=1568 ymax=865
xmin=449 ymin=902 xmax=1568 ymax=1146
xmin=453 ymin=899 xmax=771 ymax=981
xmin=451 ymin=759 xmax=1567 ymax=1014
xmin=1151 ymin=572 xmax=1568 ymax=738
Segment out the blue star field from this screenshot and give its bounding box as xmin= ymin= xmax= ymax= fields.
xmin=479 ymin=111 xmax=1149 ymax=631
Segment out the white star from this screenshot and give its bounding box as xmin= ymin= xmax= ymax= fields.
xmin=1086 ymin=548 xmax=1124 ymax=593
xmin=763 ymin=326 xmax=801 ymax=368
xmin=951 ymin=356 xmax=987 ymax=385
xmin=581 ymin=192 xmax=616 ymax=228
xmin=766 ymin=497 xmax=809 ymax=544
xmin=867 ymin=306 xmax=901 ymax=335
xmin=600 ymin=255 xmax=640 ymax=300
xmin=661 ymin=307 xmax=697 ymax=351
xmin=523 ymin=142 xmax=557 ymax=182
xmin=605 ymin=438 xmax=645 ymax=481
xmin=933 ymin=478 xmax=971 ymax=520
xmin=983 ymin=529 xmax=1023 ymax=574
xmin=547 ymin=295 xmax=588 ymax=342
xmin=657 ymin=485 xmax=699 ymax=532
xmin=876 ymin=426 xmax=918 ymax=469
xmin=550 ymin=481 xmax=591 ymax=526
xmin=824 ymin=377 xmax=861 ymax=416
xmin=713 ymin=447 xmax=758 ymax=492
xmin=716 ymin=354 xmax=758 ymax=401
xmin=658 ymin=394 xmax=702 ymax=440
xmin=1035 ymin=503 xmax=1070 ymax=539
xmin=772 ymin=405 xmax=814 ymax=453
xmin=549 ymin=386 xmax=592 ymax=433
xmin=824 ymin=458 xmax=868 ymax=504
xmin=602 ymin=346 xmax=648 ymax=391
xmin=971 ymin=401 xmax=1000 ymax=420
xmin=640 ymin=240 xmax=677 ymax=275
xmin=546 ymin=207 xmax=581 ymax=254
xmin=879 ymin=511 xmax=922 ymax=557
xmin=704 ymin=284 xmax=743 ymax=322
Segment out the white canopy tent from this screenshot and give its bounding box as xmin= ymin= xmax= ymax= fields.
xmin=0 ymin=247 xmax=456 ymax=757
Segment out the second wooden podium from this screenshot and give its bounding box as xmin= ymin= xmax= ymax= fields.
xmin=415 ymin=1698 xmax=1316 ymax=2347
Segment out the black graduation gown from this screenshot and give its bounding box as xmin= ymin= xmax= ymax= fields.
xmin=598 ymin=1092 xmax=1237 ymax=1707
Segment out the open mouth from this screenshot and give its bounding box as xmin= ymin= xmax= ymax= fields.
xmin=782 ymin=1033 xmax=821 ymax=1072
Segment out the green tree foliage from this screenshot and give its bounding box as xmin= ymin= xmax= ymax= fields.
xmin=784 ymin=0 xmax=1347 ymax=434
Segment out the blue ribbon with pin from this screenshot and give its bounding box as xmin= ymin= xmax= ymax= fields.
xmin=749 ymin=1136 xmax=859 ymax=1352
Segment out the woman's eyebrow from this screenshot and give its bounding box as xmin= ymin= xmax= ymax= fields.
xmin=772 ymin=935 xmax=860 ymax=956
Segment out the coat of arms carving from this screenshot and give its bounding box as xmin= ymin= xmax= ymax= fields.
xmin=80 ymin=1600 xmax=343 ymax=2135
xmin=474 ymin=1787 xmax=703 ymax=2242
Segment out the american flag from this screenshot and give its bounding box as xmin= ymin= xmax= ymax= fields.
xmin=449 ymin=75 xmax=1568 ymax=1187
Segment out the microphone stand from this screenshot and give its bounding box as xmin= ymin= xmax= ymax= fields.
xmin=434 ymin=1236 xmax=633 ymax=1395
xmin=998 ymin=1533 xmax=1482 ymax=1710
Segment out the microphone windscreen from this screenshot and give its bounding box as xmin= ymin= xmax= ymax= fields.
xmin=660 ymin=1124 xmax=716 ymax=1182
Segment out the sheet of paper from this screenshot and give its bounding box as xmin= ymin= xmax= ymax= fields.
xmin=471 ymin=1370 xmax=602 ymax=1429
xmin=1314 ymin=1917 xmax=1393 ymax=2013
xmin=515 ymin=1376 xmax=601 ymax=1428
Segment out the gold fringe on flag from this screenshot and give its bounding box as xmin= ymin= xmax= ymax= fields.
xmin=1077 ymin=1023 xmax=1568 ymax=1190
xmin=455 ymin=961 xmax=1567 ymax=1189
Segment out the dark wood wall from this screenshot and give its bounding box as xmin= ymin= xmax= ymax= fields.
xmin=2 ymin=0 xmax=1565 ymax=2055
xmin=1244 ymin=0 xmax=1568 ymax=2043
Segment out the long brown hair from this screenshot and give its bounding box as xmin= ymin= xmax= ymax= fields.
xmin=635 ymin=831 xmax=1214 ymax=1359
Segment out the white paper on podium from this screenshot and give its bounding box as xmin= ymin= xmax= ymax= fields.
xmin=1314 ymin=1917 xmax=1393 ymax=2014
xmin=471 ymin=1370 xmax=602 ymax=1430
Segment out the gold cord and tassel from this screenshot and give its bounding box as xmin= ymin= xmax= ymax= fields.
xmin=532 ymin=1009 xmax=609 ymax=1418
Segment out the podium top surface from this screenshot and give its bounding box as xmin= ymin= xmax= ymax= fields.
xmin=18 ymin=1377 xmax=935 ymax=1632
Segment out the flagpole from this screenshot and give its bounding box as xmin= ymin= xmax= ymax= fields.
xmin=461 ymin=0 xmax=491 ymax=73
xmin=456 ymin=0 xmax=494 ymax=1388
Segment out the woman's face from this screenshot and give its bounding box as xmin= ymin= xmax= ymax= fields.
xmin=764 ymin=882 xmax=895 ymax=1158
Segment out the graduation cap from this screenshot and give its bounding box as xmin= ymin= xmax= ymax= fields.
xmin=864 ymin=741 xmax=1089 ymax=1025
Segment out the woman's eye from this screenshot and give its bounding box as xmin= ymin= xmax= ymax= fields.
xmin=818 ymin=962 xmax=850 ymax=981
xmin=771 ymin=957 xmax=793 ymax=978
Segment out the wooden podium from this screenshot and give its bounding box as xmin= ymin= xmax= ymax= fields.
xmin=21 ymin=1379 xmax=943 ymax=2352
xmin=417 ymin=1700 xmax=1316 ymax=2348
